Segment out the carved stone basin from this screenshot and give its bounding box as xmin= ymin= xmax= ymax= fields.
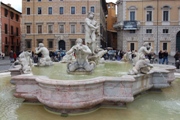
xmin=10 ymin=62 xmax=176 ymax=115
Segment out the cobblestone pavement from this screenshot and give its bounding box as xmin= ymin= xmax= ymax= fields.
xmin=0 ymin=56 xmax=177 ymax=73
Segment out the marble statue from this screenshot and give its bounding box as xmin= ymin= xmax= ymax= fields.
xmin=128 ymin=42 xmax=153 ymax=75
xmin=13 ymin=51 xmax=33 ymax=74
xmin=122 ymin=51 xmax=132 ymax=62
xmin=128 ymin=59 xmax=153 ymax=75
xmin=61 ymin=52 xmax=76 ymax=63
xmin=84 ymin=12 xmax=107 ymax=63
xmin=35 ymin=43 xmax=53 ymax=66
xmin=132 ymin=42 xmax=153 ymax=65
xmin=67 ymin=38 xmax=96 ymax=74
xmin=85 ymin=11 xmax=99 ymax=55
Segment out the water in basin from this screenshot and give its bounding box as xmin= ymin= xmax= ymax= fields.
xmin=32 ymin=62 xmax=132 ymax=80
xmin=1 ymin=76 xmax=180 ymax=119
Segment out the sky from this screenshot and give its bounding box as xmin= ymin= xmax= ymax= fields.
xmin=0 ymin=0 xmax=116 ymax=12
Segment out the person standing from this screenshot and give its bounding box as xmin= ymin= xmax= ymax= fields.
xmin=9 ymin=50 xmax=14 ymax=63
xmin=158 ymin=50 xmax=163 ymax=64
xmin=13 ymin=52 xmax=17 ymax=61
xmin=162 ymin=50 xmax=168 ymax=64
xmin=174 ymin=51 xmax=180 ymax=69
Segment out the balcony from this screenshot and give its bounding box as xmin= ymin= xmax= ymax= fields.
xmin=113 ymin=20 xmax=140 ymax=30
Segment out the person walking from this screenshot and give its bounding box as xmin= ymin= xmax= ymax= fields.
xmin=162 ymin=50 xmax=168 ymax=64
xmin=158 ymin=50 xmax=163 ymax=64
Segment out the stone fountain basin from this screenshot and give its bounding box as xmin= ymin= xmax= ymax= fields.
xmin=10 ymin=64 xmax=176 ymax=114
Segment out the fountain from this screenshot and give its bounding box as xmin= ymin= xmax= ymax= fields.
xmin=8 ymin=13 xmax=177 ymax=116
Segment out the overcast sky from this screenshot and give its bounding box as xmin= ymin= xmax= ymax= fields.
xmin=0 ymin=0 xmax=117 ymax=12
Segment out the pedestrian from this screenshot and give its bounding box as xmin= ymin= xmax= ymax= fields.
xmin=9 ymin=50 xmax=14 ymax=63
xmin=13 ymin=52 xmax=17 ymax=61
xmin=116 ymin=50 xmax=121 ymax=61
xmin=162 ymin=50 xmax=168 ymax=64
xmin=158 ymin=50 xmax=163 ymax=64
xmin=174 ymin=51 xmax=180 ymax=69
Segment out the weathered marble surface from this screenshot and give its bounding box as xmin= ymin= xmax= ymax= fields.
xmin=9 ymin=51 xmax=33 ymax=76
xmin=128 ymin=42 xmax=154 ymax=75
xmin=35 ymin=43 xmax=53 ymax=66
xmin=10 ymin=64 xmax=176 ymax=114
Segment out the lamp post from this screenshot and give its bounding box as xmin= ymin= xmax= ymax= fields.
xmin=156 ymin=0 xmax=159 ymax=54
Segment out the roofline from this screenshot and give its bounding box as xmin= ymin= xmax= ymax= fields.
xmin=1 ymin=2 xmax=22 ymax=14
xmin=106 ymin=2 xmax=117 ymax=5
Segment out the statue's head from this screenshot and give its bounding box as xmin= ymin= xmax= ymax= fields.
xmin=88 ymin=11 xmax=95 ymax=19
xmin=76 ymin=38 xmax=83 ymax=45
xmin=143 ymin=42 xmax=149 ymax=47
xmin=39 ymin=43 xmax=44 ymax=47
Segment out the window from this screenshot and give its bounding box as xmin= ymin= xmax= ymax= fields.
xmin=10 ymin=12 xmax=14 ymax=19
xmin=71 ymin=25 xmax=75 ymax=33
xmin=26 ymin=40 xmax=31 ymax=48
xmin=163 ymin=43 xmax=167 ymax=50
xmin=37 ymin=39 xmax=43 ymax=47
xmin=59 ymin=7 xmax=64 ymax=14
xmin=27 ymin=8 xmax=30 ymax=15
xmin=38 ymin=25 xmax=42 ymax=33
xmin=11 ymin=26 xmax=14 ymax=34
xmin=90 ymin=6 xmax=95 ymax=12
xmin=146 ymin=11 xmax=152 ymax=21
xmin=48 ymin=25 xmax=53 ymax=33
xmin=17 ymin=39 xmax=19 ymax=45
xmin=130 ymin=11 xmax=135 ymax=21
xmin=16 ymin=14 xmax=19 ymax=21
xmin=11 ymin=38 xmax=13 ymax=44
xmin=16 ymin=28 xmax=19 ymax=36
xmin=59 ymin=25 xmax=64 ymax=33
xmin=49 ymin=0 xmax=52 ymax=1
xmin=38 ymin=0 xmax=41 ymax=1
xmin=82 ymin=7 xmax=86 ymax=14
xmin=48 ymin=40 xmax=53 ymax=48
xmin=130 ymin=30 xmax=135 ymax=33
xmin=163 ymin=29 xmax=169 ymax=33
xmin=4 ymin=9 xmax=8 ymax=17
xmin=71 ymin=7 xmax=75 ymax=14
xmin=38 ymin=7 xmax=42 ymax=14
xmin=81 ymin=25 xmax=85 ymax=33
xmin=108 ymin=4 xmax=110 ymax=8
xmin=5 ymin=37 xmax=8 ymax=44
xmin=146 ymin=29 xmax=152 ymax=33
xmin=27 ymin=0 xmax=30 ymax=2
xmin=130 ymin=43 xmax=135 ymax=51
xmin=70 ymin=39 xmax=76 ymax=47
xmin=163 ymin=11 xmax=169 ymax=21
xmin=48 ymin=7 xmax=52 ymax=14
xmin=5 ymin=24 xmax=8 ymax=34
xmin=27 ymin=25 xmax=31 ymax=34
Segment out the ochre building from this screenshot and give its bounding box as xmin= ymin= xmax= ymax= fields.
xmin=21 ymin=0 xmax=107 ymax=52
xmin=114 ymin=0 xmax=180 ymax=55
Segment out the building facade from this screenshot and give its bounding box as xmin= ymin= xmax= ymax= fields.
xmin=0 ymin=2 xmax=21 ymax=55
xmin=21 ymin=0 xmax=107 ymax=52
xmin=106 ymin=2 xmax=117 ymax=49
xmin=114 ymin=0 xmax=180 ymax=55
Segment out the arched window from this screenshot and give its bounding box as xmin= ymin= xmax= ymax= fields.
xmin=161 ymin=5 xmax=171 ymax=22
xmin=128 ymin=6 xmax=138 ymax=21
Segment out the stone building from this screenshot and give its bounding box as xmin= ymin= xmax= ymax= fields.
xmin=0 ymin=2 xmax=21 ymax=55
xmin=114 ymin=0 xmax=180 ymax=55
xmin=106 ymin=2 xmax=117 ymax=49
xmin=21 ymin=0 xmax=107 ymax=52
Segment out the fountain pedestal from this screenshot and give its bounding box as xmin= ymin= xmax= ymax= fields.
xmin=10 ymin=64 xmax=176 ymax=115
